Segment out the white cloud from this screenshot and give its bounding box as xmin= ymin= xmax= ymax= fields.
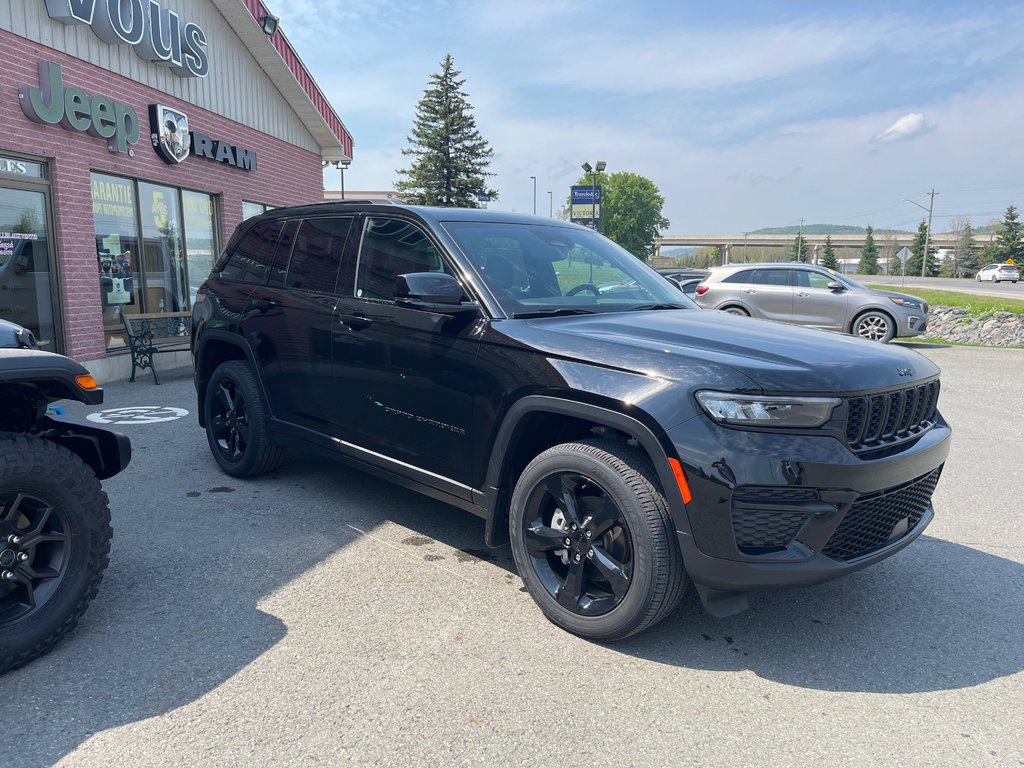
xmin=872 ymin=113 xmax=932 ymax=143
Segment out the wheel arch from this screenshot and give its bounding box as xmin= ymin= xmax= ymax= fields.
xmin=481 ymin=395 xmax=687 ymax=547
xmin=193 ymin=330 xmax=259 ymax=427
xmin=849 ymin=306 xmax=897 ymax=336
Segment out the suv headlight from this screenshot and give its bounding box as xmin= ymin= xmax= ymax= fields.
xmin=696 ymin=391 xmax=841 ymax=428
xmin=889 ymin=297 xmax=925 ymax=310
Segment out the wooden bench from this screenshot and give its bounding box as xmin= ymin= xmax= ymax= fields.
xmin=119 ymin=311 xmax=191 ymax=384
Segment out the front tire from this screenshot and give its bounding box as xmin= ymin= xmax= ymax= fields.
xmin=204 ymin=361 xmax=284 ymax=478
xmin=0 ymin=435 xmax=111 ymax=675
xmin=852 ymin=310 xmax=895 ymax=342
xmin=721 ymin=306 xmax=749 ymax=317
xmin=509 ymin=439 xmax=686 ymax=641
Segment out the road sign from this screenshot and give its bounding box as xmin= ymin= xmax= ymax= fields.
xmin=896 ymin=246 xmax=912 ymax=264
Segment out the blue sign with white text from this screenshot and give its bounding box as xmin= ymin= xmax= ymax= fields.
xmin=570 ymin=185 xmax=601 ymax=203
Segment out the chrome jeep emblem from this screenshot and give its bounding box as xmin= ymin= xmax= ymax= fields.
xmin=897 ymin=368 xmax=913 ymax=377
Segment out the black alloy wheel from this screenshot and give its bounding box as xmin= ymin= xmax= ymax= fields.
xmin=509 ymin=439 xmax=687 ymax=641
xmin=0 ymin=489 xmax=71 ymax=626
xmin=204 ymin=361 xmax=284 ymax=478
xmin=521 ymin=471 xmax=634 ymax=616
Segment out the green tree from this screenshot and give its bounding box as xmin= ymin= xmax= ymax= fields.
xmin=789 ymin=233 xmax=809 ymax=262
xmin=395 ymin=54 xmax=497 ymax=207
xmin=857 ymin=225 xmax=880 ymax=274
xmin=994 ymin=204 xmax=1023 ymax=263
xmin=905 ymin=220 xmax=938 ymax=277
xmin=951 ymin=217 xmax=978 ymax=278
xmin=819 ymin=234 xmax=839 ymax=270
xmin=571 ymin=171 xmax=669 ymax=260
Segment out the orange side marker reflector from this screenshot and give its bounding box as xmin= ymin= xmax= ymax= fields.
xmin=75 ymin=374 xmax=98 ymax=390
xmin=668 ymin=458 xmax=693 ymax=505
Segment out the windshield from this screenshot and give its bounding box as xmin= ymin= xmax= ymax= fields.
xmin=441 ymin=221 xmax=696 ymax=316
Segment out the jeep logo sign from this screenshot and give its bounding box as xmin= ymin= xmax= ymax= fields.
xmin=19 ymin=62 xmax=140 ymax=154
xmin=43 ymin=0 xmax=209 ymax=78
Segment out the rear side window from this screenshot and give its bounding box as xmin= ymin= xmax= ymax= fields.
xmin=282 ymin=217 xmax=354 ymax=293
xmin=219 ymin=219 xmax=287 ymax=284
xmin=722 ymin=270 xmax=752 ymax=284
xmin=751 ymin=269 xmax=792 ymax=286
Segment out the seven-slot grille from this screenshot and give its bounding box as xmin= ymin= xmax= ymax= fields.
xmin=845 ymin=380 xmax=940 ymax=453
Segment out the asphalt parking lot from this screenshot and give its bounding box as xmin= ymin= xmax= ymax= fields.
xmin=1 ymin=344 xmax=1022 ymax=768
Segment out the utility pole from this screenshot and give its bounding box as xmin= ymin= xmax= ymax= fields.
xmin=530 ymin=176 xmax=537 ymax=215
xmin=923 ymin=189 xmax=938 ymax=277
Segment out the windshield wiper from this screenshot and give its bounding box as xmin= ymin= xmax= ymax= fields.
xmin=511 ymin=308 xmax=597 ymax=319
xmin=630 ymin=303 xmax=690 ymax=311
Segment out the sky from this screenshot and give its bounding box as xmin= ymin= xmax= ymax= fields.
xmin=270 ymin=0 xmax=1024 ymax=234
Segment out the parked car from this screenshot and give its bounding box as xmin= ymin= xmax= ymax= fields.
xmin=0 ymin=319 xmax=131 ymax=674
xmin=671 ymin=276 xmax=704 ymax=299
xmin=976 ymin=263 xmax=1019 ymax=283
xmin=192 ymin=203 xmax=950 ymax=641
xmin=694 ymin=262 xmax=929 ymax=342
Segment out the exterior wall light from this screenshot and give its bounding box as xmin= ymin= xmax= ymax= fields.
xmin=260 ymin=14 xmax=279 ymax=35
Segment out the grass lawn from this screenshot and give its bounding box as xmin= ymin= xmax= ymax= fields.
xmin=866 ymin=284 xmax=1024 ymax=316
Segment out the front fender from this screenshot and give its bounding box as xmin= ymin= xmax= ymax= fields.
xmin=42 ymin=414 xmax=131 ymax=480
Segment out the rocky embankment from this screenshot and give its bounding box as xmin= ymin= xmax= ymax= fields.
xmin=923 ymin=306 xmax=1024 ymax=347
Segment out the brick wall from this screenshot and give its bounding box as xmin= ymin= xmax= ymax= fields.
xmin=0 ymin=29 xmax=328 ymax=361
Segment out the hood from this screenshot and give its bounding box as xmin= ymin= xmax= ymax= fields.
xmin=865 ymin=287 xmax=928 ymax=309
xmin=505 ymin=309 xmax=939 ymax=395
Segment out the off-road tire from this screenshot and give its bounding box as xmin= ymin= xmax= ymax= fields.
xmin=509 ymin=438 xmax=687 ymax=641
xmin=0 ymin=435 xmax=111 ymax=675
xmin=204 ymin=361 xmax=284 ymax=478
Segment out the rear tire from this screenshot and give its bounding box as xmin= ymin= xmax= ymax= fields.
xmin=204 ymin=361 xmax=284 ymax=477
xmin=721 ymin=306 xmax=749 ymax=316
xmin=509 ymin=438 xmax=686 ymax=641
xmin=0 ymin=435 xmax=111 ymax=675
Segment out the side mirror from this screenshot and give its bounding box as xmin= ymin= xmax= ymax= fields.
xmin=395 ymin=272 xmax=480 ymax=316
xmin=827 ymin=281 xmax=846 ymax=292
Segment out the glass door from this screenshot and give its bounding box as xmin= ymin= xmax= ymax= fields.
xmin=0 ymin=186 xmax=58 ymax=349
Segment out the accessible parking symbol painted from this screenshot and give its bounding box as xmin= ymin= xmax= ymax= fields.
xmin=87 ymin=406 xmax=189 ymax=425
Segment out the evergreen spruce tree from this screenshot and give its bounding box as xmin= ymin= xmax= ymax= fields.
xmin=820 ymin=235 xmax=839 ymax=270
xmin=905 ymin=220 xmax=939 ymax=276
xmin=395 ymin=54 xmax=497 ymax=207
xmin=789 ymin=233 xmax=809 ymax=262
xmin=995 ymin=204 xmax=1023 ymax=264
xmin=857 ymin=225 xmax=880 ymax=274
xmin=953 ymin=219 xmax=978 ymax=278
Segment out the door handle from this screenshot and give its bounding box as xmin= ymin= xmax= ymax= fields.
xmin=742 ymin=288 xmax=757 ymax=294
xmin=796 ymin=291 xmax=810 ymax=297
xmin=252 ymin=298 xmax=276 ymax=312
xmin=340 ymin=313 xmax=373 ymax=330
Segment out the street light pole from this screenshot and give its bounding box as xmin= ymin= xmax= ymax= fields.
xmin=530 ymin=176 xmax=536 ymax=215
xmin=548 ymin=191 xmax=552 ymax=218
xmin=581 ymin=161 xmax=606 ymax=232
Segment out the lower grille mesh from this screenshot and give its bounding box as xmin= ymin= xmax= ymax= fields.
xmin=822 ymin=468 xmax=940 ymax=561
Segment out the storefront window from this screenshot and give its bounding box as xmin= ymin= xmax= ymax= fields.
xmin=139 ymin=182 xmax=187 ymax=313
xmin=91 ymin=173 xmax=141 ymax=350
xmin=183 ymin=191 xmax=216 ymax=304
xmin=91 ymin=173 xmax=220 ymax=350
xmin=243 ymin=201 xmax=274 ymax=220
xmin=0 ymin=187 xmax=57 ymax=348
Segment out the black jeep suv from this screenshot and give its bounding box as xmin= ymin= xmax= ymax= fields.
xmin=191 ymin=201 xmax=950 ymax=641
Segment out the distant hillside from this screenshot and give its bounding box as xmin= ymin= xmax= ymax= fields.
xmin=751 ymin=225 xmax=913 ymax=236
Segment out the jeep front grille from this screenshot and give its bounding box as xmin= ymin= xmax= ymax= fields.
xmin=845 ymin=381 xmax=940 ymax=453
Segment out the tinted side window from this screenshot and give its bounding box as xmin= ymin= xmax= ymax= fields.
xmin=283 ymin=217 xmax=354 ymax=293
xmin=796 ymin=270 xmax=835 ymax=290
xmin=722 ymin=270 xmax=752 ymax=284
xmin=355 ymin=217 xmax=447 ymax=301
xmin=220 ymin=219 xmax=286 ymax=284
xmin=751 ymin=269 xmax=791 ymax=286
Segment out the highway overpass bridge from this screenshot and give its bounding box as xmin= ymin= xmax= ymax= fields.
xmin=653 ymin=231 xmax=998 ymax=264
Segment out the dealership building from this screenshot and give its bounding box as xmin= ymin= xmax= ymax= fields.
xmin=0 ymin=0 xmax=352 ymax=380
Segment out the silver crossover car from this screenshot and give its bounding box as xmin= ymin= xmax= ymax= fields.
xmin=694 ymin=263 xmax=928 ymax=342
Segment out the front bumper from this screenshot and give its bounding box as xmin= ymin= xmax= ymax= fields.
xmin=667 ymin=412 xmax=950 ymax=596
